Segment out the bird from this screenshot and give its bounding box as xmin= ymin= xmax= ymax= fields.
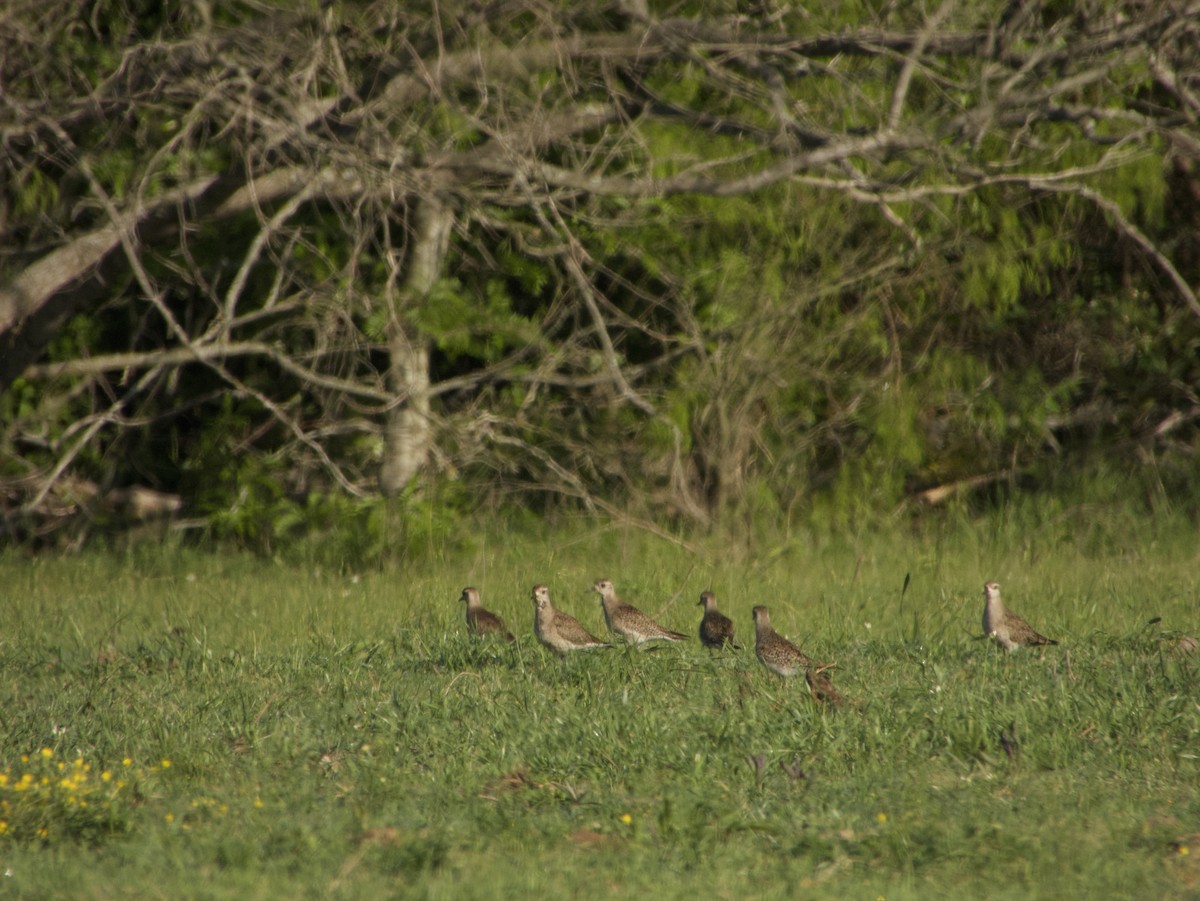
xmin=1163 ymin=635 xmax=1199 ymax=656
xmin=752 ymin=605 xmax=820 ymax=677
xmin=530 ymin=584 xmax=609 ymax=653
xmin=460 ymin=587 xmax=515 ymax=642
xmin=591 ymin=578 xmax=688 ymax=645
xmin=981 ymin=580 xmax=1058 ymax=650
xmin=697 ymin=590 xmax=741 ymax=649
xmin=805 ymin=665 xmax=845 ymax=708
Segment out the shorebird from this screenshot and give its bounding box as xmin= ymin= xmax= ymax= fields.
xmin=592 ymin=578 xmax=688 ymax=645
xmin=752 ymin=605 xmax=820 ymax=677
xmin=981 ymin=581 xmax=1058 ymax=651
xmin=531 ymin=584 xmax=609 ymax=654
xmin=1163 ymin=635 xmax=1199 ymax=656
xmin=805 ymin=665 xmax=845 ymax=708
xmin=697 ymin=591 xmax=741 ymax=649
xmin=460 ymin=587 xmax=515 ymax=642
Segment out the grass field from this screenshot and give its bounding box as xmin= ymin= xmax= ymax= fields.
xmin=2 ymin=509 xmax=1199 ymax=899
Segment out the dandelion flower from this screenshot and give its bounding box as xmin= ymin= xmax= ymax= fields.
xmin=619 ymin=813 xmax=633 ymax=825
xmin=876 ymin=812 xmax=888 ymax=824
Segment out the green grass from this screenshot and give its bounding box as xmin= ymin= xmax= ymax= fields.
xmin=2 ymin=511 xmax=1199 ymax=899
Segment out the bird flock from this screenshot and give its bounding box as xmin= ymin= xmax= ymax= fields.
xmin=459 ymin=578 xmax=1062 ymax=707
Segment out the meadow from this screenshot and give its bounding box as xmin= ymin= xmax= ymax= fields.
xmin=1 ymin=508 xmax=1198 ymax=899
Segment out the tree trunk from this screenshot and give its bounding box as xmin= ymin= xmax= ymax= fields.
xmin=378 ymin=195 xmax=453 ymax=496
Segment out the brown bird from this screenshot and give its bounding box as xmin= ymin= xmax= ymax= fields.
xmin=592 ymin=578 xmax=688 ymax=645
xmin=531 ymin=584 xmax=609 ymax=653
xmin=1162 ymin=635 xmax=1199 ymax=656
xmin=981 ymin=581 xmax=1058 ymax=651
xmin=805 ymin=665 xmax=845 ymax=708
xmin=460 ymin=587 xmax=515 ymax=642
xmin=697 ymin=591 xmax=741 ymax=649
xmin=752 ymin=605 xmax=820 ymax=677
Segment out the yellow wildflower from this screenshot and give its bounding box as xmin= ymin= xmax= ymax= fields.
xmin=40 ymin=748 xmax=53 ymax=759
xmin=619 ymin=813 xmax=633 ymax=825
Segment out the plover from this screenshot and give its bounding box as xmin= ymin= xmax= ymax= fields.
xmin=531 ymin=584 xmax=609 ymax=653
xmin=460 ymin=587 xmax=515 ymax=642
xmin=981 ymin=581 xmax=1058 ymax=650
xmin=697 ymin=591 xmax=741 ymax=649
xmin=805 ymin=665 xmax=845 ymax=708
xmin=752 ymin=605 xmax=818 ymax=677
xmin=1163 ymin=635 xmax=1199 ymax=656
xmin=592 ymin=578 xmax=688 ymax=645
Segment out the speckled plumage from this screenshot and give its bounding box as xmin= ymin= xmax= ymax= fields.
xmin=697 ymin=591 xmax=740 ymax=649
xmin=592 ymin=578 xmax=688 ymax=645
xmin=461 ymin=587 xmax=515 ymax=642
xmin=982 ymin=581 xmax=1058 ymax=650
xmin=752 ymin=605 xmax=817 ymax=677
xmin=531 ymin=584 xmax=608 ymax=653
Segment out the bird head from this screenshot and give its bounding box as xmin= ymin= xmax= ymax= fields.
xmin=591 ymin=579 xmax=615 ymax=601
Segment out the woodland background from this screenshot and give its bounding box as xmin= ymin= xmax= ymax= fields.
xmin=3 ymin=0 xmax=1199 ymax=561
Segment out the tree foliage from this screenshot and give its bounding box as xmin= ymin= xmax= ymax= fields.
xmin=2 ymin=0 xmax=1198 ymax=552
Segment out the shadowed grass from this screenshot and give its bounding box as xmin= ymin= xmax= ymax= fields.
xmin=1 ymin=512 xmax=1198 ymax=898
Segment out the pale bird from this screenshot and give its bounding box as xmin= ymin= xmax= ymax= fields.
xmin=752 ymin=605 xmax=822 ymax=677
xmin=531 ymin=584 xmax=609 ymax=653
xmin=592 ymin=578 xmax=688 ymax=645
xmin=697 ymin=591 xmax=741 ymax=649
xmin=460 ymin=586 xmax=515 ymax=642
xmin=981 ymin=581 xmax=1058 ymax=650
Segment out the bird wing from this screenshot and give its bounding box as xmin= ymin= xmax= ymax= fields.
xmin=555 ymin=610 xmax=605 ymax=646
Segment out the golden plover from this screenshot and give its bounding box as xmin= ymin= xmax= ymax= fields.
xmin=697 ymin=591 xmax=741 ymax=649
xmin=460 ymin=586 xmax=515 ymax=642
xmin=805 ymin=665 xmax=845 ymax=708
xmin=531 ymin=584 xmax=609 ymax=653
xmin=592 ymin=578 xmax=688 ymax=645
xmin=752 ymin=605 xmax=819 ymax=677
xmin=982 ymin=581 xmax=1058 ymax=650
